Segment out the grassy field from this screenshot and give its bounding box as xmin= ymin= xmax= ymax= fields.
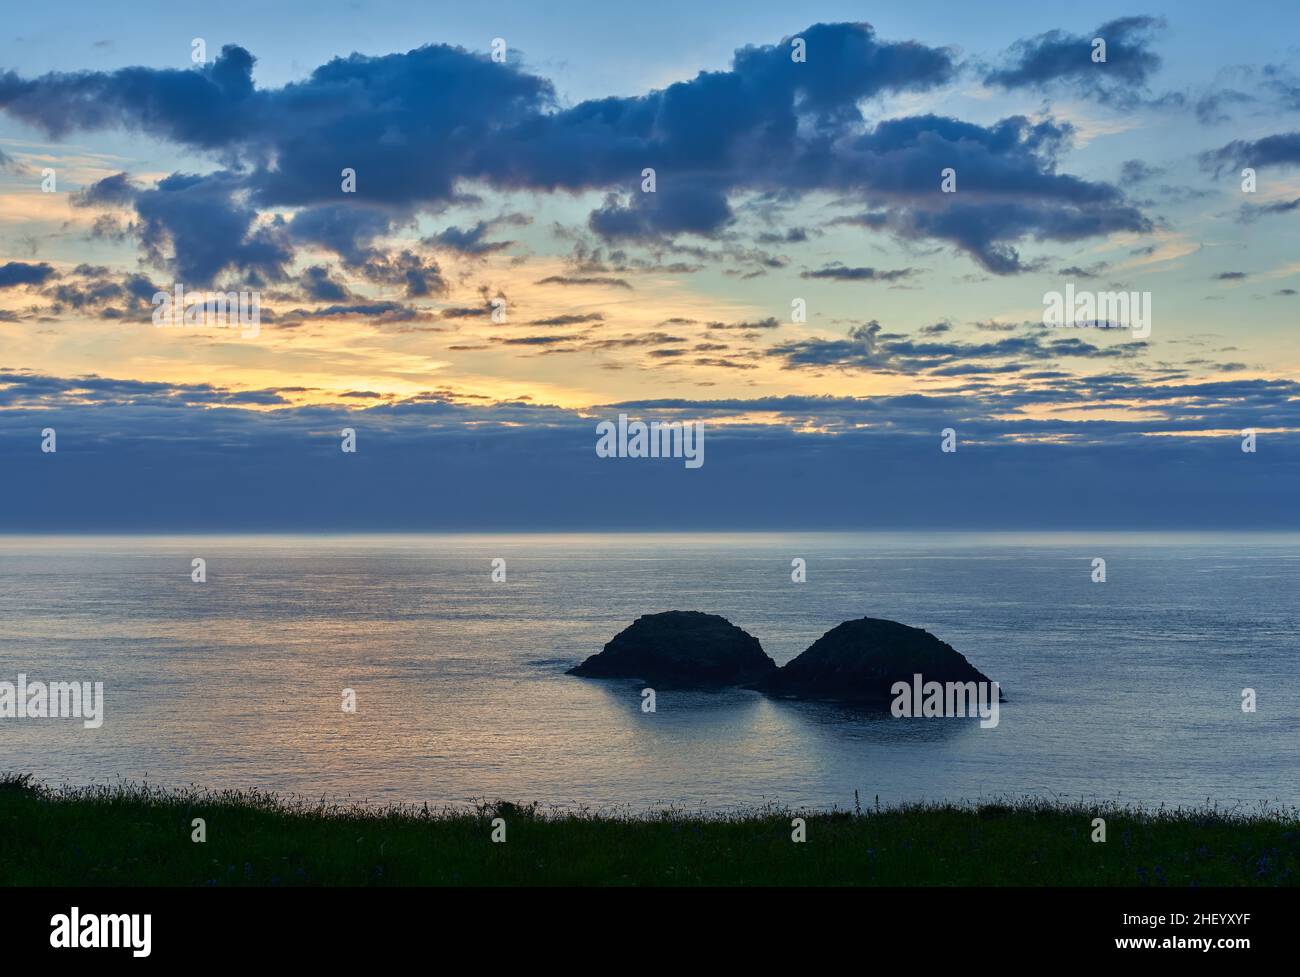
xmin=1 ymin=774 xmax=1296 ymax=886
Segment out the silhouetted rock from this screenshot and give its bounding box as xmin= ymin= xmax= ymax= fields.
xmin=568 ymin=611 xmax=777 ymax=687
xmin=756 ymin=617 xmax=1001 ymax=703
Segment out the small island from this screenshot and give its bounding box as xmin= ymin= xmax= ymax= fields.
xmin=566 ymin=610 xmax=777 ymax=687
xmin=756 ymin=617 xmax=1002 ymax=703
xmin=569 ymin=611 xmax=1001 ymax=704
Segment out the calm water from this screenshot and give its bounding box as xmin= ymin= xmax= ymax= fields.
xmin=1 ymin=533 xmax=1296 ymax=812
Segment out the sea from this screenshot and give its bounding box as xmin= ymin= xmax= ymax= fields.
xmin=1 ymin=532 xmax=1296 ymax=813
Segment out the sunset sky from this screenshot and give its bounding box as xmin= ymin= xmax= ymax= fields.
xmin=1 ymin=0 xmax=1297 ymax=529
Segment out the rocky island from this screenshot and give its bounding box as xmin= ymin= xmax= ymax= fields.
xmin=755 ymin=617 xmax=1002 ymax=703
xmin=566 ymin=610 xmax=777 ymax=687
xmin=569 ymin=612 xmax=1000 ymax=704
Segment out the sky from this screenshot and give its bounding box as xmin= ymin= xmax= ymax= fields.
xmin=0 ymin=0 xmax=1297 ymax=530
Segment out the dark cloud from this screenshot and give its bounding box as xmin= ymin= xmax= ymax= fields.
xmin=693 ymin=357 xmax=757 ymax=369
xmin=582 ymin=331 xmax=686 ymax=349
xmin=769 ymin=321 xmax=1149 ymax=374
xmin=771 ymin=321 xmax=892 ymax=369
xmin=4 ymin=367 xmax=1299 ymax=530
xmin=535 ymin=275 xmax=632 ymax=289
xmin=1193 ymin=88 xmax=1254 ymax=125
xmin=0 ymin=147 xmax=28 ymax=172
xmin=75 ymin=170 xmax=293 ymax=285
xmin=423 ymin=214 xmax=529 ymax=255
xmin=704 ymin=317 xmax=781 ymax=331
xmin=1262 ymin=64 xmax=1300 ymax=110
xmin=1 ymin=24 xmax=1147 ymax=276
xmin=352 ymin=249 xmax=446 ymax=298
xmin=286 ymin=204 xmax=401 ymax=265
xmin=1120 ymin=159 xmax=1164 ymax=184
xmin=498 ymin=334 xmax=571 ymax=346
xmin=824 ymin=114 xmax=1150 ymax=272
xmin=1057 ymin=262 xmax=1110 ymax=279
xmin=0 ymin=261 xmax=56 ymax=288
xmin=439 ymin=305 xmax=491 ymax=319
xmin=528 ymin=313 xmax=604 ymax=326
xmin=1201 ymin=131 xmax=1300 ymax=174
xmin=0 ymin=369 xmax=294 ymax=408
xmin=984 ymin=16 xmax=1167 ymax=106
xmin=1238 ymin=197 xmax=1300 ymax=222
xmin=756 ymin=227 xmax=810 ymax=244
xmin=510 ymin=330 xmax=696 ymax=356
xmin=801 ymin=264 xmax=916 ymax=282
xmin=588 ymin=183 xmax=735 ymax=241
xmin=299 ymin=265 xmax=352 ymax=301
xmin=38 ymin=265 xmax=160 ymax=319
xmin=280 ymin=301 xmax=434 ymax=327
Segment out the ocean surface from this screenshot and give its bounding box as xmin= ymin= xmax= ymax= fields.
xmin=1 ymin=533 xmax=1296 ymax=812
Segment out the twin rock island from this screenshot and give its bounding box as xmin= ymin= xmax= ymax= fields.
xmin=568 ymin=610 xmax=1001 ymax=703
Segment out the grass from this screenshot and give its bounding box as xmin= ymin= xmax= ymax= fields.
xmin=1 ymin=773 xmax=1297 ymax=886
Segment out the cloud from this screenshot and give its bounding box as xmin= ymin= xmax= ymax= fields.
xmin=528 ymin=313 xmax=604 ymax=326
xmin=824 ymin=114 xmax=1150 ymax=272
xmin=353 ymin=249 xmax=446 ymax=297
xmin=0 ymin=147 xmax=29 ymax=173
xmin=286 ymin=204 xmax=401 ymax=264
xmin=0 ymin=261 xmax=56 ymax=288
xmin=498 ymin=334 xmax=571 ymax=346
xmin=0 ymin=369 xmax=295 ymax=408
xmin=0 ymin=24 xmax=1148 ymax=276
xmin=769 ymin=321 xmax=1149 ymax=373
xmin=771 ymin=321 xmax=892 ymax=369
xmin=299 ymin=264 xmax=352 ymax=301
xmin=800 ymin=264 xmax=916 ymax=282
xmin=984 ymin=16 xmax=1167 ymax=106
xmin=1193 ymin=88 xmax=1254 ymax=125
xmin=278 ymin=300 xmax=435 ymax=327
xmin=1237 ymin=197 xmax=1300 ymax=222
xmin=44 ymin=266 xmax=159 ymax=318
xmin=1120 ymin=159 xmax=1164 ymax=184
xmin=1057 ymin=262 xmax=1110 ymax=278
xmin=587 ymin=184 xmax=735 ymax=241
xmin=704 ymin=316 xmax=781 ymax=330
xmin=439 ymin=304 xmax=492 ymax=319
xmin=535 ymin=275 xmax=632 ymax=289
xmin=74 ymin=170 xmax=293 ymax=285
xmin=423 ymin=214 xmax=530 ymax=255
xmin=1262 ymin=64 xmax=1300 ymax=110
xmin=871 ymin=196 xmax=1146 ymax=275
xmin=1201 ymin=131 xmax=1300 ymax=174
xmin=5 ymin=368 xmax=1298 ymax=530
